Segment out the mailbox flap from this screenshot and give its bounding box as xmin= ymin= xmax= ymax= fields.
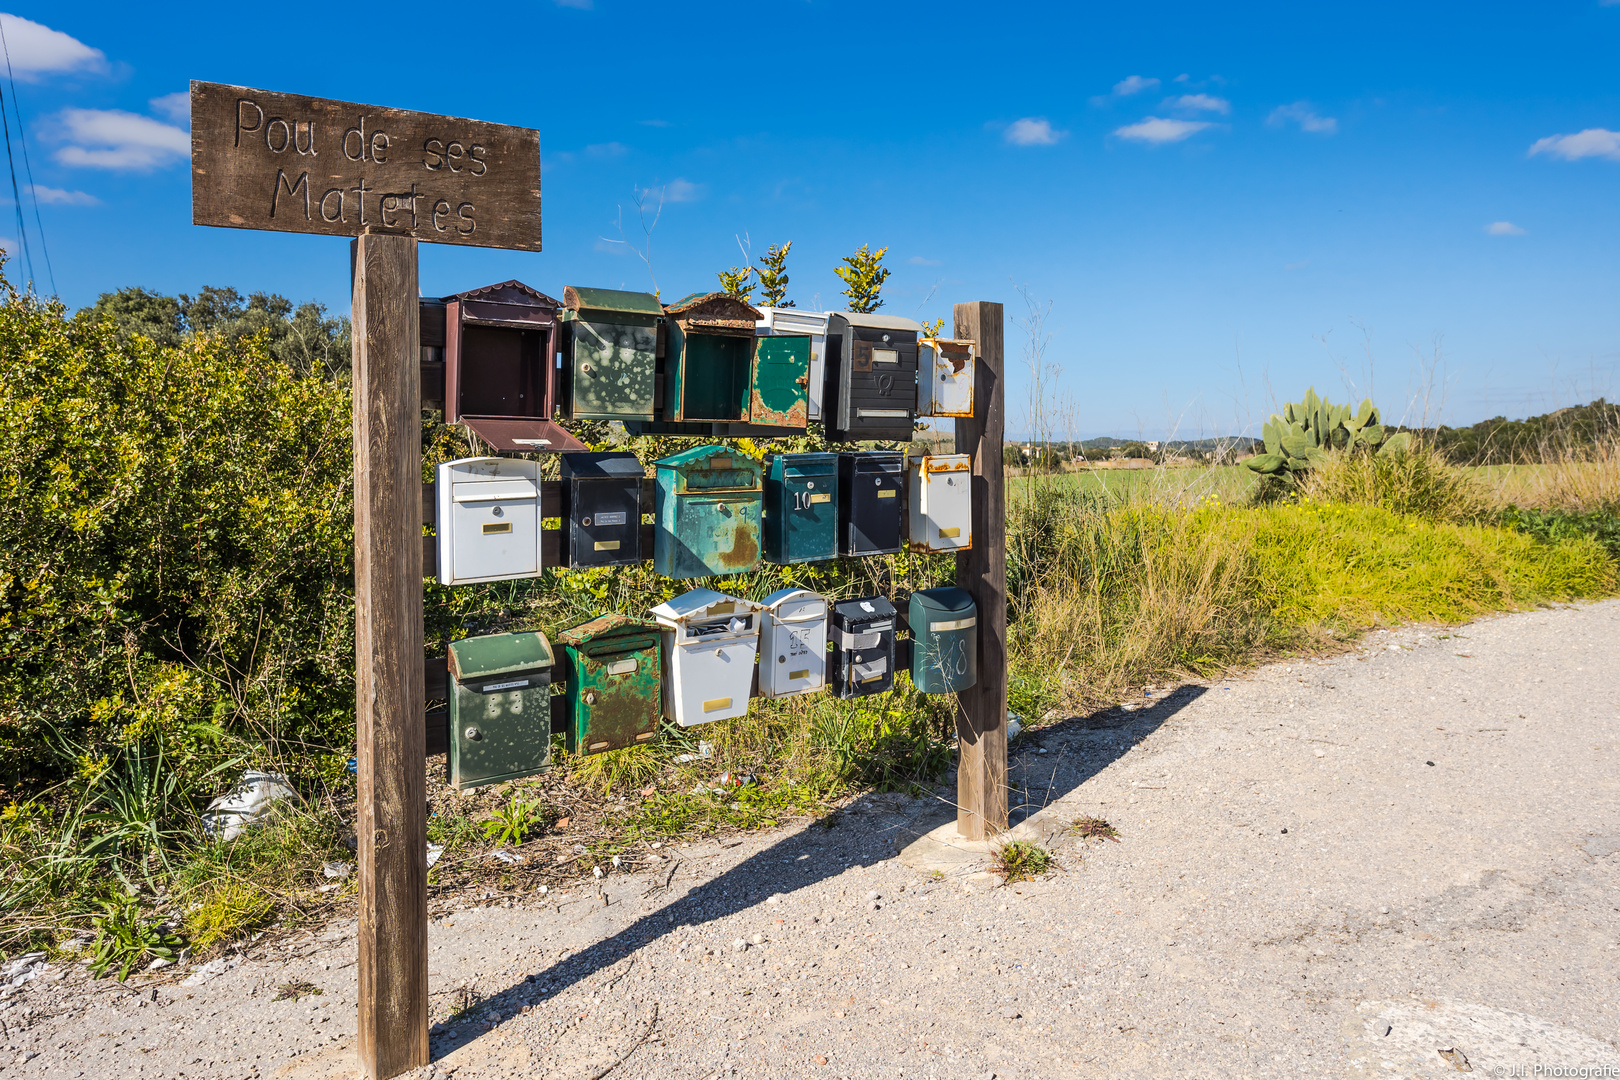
xmin=655 ymin=445 xmax=763 ymax=493
xmin=836 ymin=311 xmax=926 ymax=333
xmin=564 ymin=286 xmax=664 ymax=324
xmin=761 ymin=588 xmax=827 ymax=620
xmin=650 ymin=587 xmax=761 ymax=628
xmin=449 ymin=631 xmax=554 ymax=681
xmin=557 ymin=613 xmax=659 ymax=648
xmin=911 ymin=586 xmax=976 ymax=627
xmin=559 ymin=452 xmax=645 ymax=481
xmin=850 ymin=451 xmax=905 ymax=475
xmin=460 ymin=417 xmax=587 ymax=453
xmin=832 ymin=595 xmax=897 ymax=630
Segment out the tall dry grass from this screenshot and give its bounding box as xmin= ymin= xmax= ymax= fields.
xmin=1300 ymin=445 xmax=1489 ymax=522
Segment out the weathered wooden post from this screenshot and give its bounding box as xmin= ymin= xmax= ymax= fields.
xmin=953 ymin=301 xmax=1008 ymax=839
xmin=191 ymin=80 xmax=543 ymax=1079
xmin=352 ymin=232 xmax=428 ymax=1077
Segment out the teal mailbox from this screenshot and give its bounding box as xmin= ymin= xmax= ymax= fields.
xmin=909 ymin=587 xmax=978 ymax=693
xmin=447 ymin=631 xmax=555 ymax=790
xmin=763 ymin=452 xmax=838 ymax=564
xmin=653 ymin=446 xmax=763 ymax=579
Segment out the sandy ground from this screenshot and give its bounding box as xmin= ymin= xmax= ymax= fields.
xmin=2 ymin=601 xmax=1617 ymax=1080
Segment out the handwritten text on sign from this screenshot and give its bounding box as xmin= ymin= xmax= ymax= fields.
xmin=190 ymin=81 xmax=541 ymax=251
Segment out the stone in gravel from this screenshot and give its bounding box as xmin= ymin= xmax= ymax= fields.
xmin=750 ymin=933 xmax=764 ymax=945
xmin=866 ymin=890 xmax=880 ymax=899
xmin=1002 ymin=1007 xmax=1021 ymax=1019
xmin=732 ymin=938 xmax=747 ymax=952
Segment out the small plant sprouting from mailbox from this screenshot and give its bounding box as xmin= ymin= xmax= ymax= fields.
xmin=834 ymin=244 xmax=890 ymax=314
xmin=756 ymin=241 xmax=793 ymax=308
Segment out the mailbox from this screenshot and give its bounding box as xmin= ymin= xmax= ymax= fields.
xmin=556 ymin=614 xmax=662 ymax=756
xmin=653 ymin=446 xmax=763 ymax=579
xmin=560 ymin=286 xmax=662 ymax=421
xmin=447 ymin=631 xmax=554 ymax=790
xmin=758 ymin=588 xmax=829 ymax=699
xmin=830 ymin=595 xmax=898 ymax=698
xmin=763 ymin=452 xmax=838 ymax=564
xmin=649 ymin=588 xmax=762 ymax=726
xmin=824 ymin=312 xmax=922 ymax=442
xmin=442 ymin=281 xmax=585 ymax=453
xmin=663 ymin=293 xmax=808 ymax=430
xmin=436 ymin=457 xmax=543 ymax=586
xmin=560 ymin=452 xmax=645 ymax=568
xmin=838 ymin=451 xmax=905 ymax=556
xmin=756 ymin=307 xmax=830 ymax=422
xmin=907 ymin=453 xmax=973 ymax=553
xmin=909 ymin=587 xmax=978 ymax=694
xmin=918 ymin=338 xmax=976 ymax=418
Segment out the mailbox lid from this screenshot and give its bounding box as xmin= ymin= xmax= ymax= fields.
xmin=563 ymin=286 xmax=664 ymax=325
xmin=835 ymin=311 xmax=925 ymax=334
xmin=557 ymin=612 xmax=660 ymax=650
xmin=449 ymin=631 xmax=554 ymax=684
xmin=560 ymin=451 xmax=646 ymax=482
xmin=756 ymin=307 xmax=830 ymax=336
xmin=649 ymin=587 xmax=762 ymax=640
xmin=444 ymin=280 xmax=561 ymax=322
xmin=832 ymin=594 xmax=897 ymax=632
xmin=655 ymin=445 xmax=763 ymax=493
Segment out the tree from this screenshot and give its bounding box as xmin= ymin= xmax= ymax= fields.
xmin=716 ymin=266 xmax=754 ymax=301
xmin=88 ymin=288 xmax=184 ymax=348
xmin=756 ymin=242 xmax=793 ymax=307
xmin=834 ymin=245 xmax=889 ymax=313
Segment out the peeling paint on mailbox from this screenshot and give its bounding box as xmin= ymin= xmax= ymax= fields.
xmin=557 ymin=614 xmax=662 ymax=756
xmin=653 ymin=445 xmax=763 ymax=579
xmin=561 ymin=286 xmax=661 ymax=420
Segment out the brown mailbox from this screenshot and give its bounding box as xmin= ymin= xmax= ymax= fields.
xmin=444 ymin=280 xmax=586 ymax=453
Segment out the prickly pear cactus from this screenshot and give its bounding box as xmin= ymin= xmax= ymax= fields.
xmin=1245 ymin=388 xmax=1412 ymax=477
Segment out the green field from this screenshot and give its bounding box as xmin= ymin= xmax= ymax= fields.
xmin=1010 ymin=465 xmax=1259 ymax=505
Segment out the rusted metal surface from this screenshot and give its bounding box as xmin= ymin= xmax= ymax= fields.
xmin=557 ymin=614 xmax=662 ymax=756
xmin=663 ymin=292 xmax=761 ymax=331
xmin=919 ymin=337 xmax=976 ymax=418
xmin=748 ymin=335 xmax=809 ymax=429
xmin=653 ymin=446 xmax=764 ymax=579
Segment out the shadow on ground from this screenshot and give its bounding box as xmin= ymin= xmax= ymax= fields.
xmin=427 ymin=682 xmax=1207 ymax=1059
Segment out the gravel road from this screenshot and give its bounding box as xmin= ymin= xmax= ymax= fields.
xmin=3 ymin=601 xmax=1617 ymax=1080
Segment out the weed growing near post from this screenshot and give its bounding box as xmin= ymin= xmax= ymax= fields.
xmin=1071 ymin=816 xmax=1121 ymax=842
xmin=87 ymin=894 xmax=183 ymax=981
xmin=993 ymin=840 xmax=1052 ymax=883
xmin=481 ymin=799 xmax=546 ymax=846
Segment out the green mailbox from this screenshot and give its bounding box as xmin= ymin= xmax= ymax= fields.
xmin=653 ymin=446 xmax=763 ymax=579
xmin=557 ymin=614 xmax=662 ymax=756
xmin=909 ymin=587 xmax=978 ymax=694
xmin=763 ymin=452 xmax=838 ymax=564
xmin=560 ymin=286 xmax=662 ymax=421
xmin=655 ymin=293 xmax=809 ymax=432
xmin=447 ymin=631 xmax=555 ymax=791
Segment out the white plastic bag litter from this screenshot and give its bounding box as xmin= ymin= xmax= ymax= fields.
xmin=202 ymin=771 xmax=299 ymax=842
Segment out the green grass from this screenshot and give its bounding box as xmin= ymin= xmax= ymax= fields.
xmin=1010 ymin=464 xmax=1258 ymax=507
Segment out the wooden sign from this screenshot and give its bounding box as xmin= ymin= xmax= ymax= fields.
xmin=190 ymin=81 xmax=541 ymax=251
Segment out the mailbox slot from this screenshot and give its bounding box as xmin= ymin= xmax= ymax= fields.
xmin=908 ymin=453 xmax=973 ymax=553
xmin=838 ymin=450 xmax=905 ymax=556
xmin=650 ymin=588 xmax=763 ymax=726
xmin=437 ymin=457 xmax=544 ymax=585
xmin=558 ymin=614 xmax=662 ymax=756
xmin=447 ymin=631 xmax=554 ymax=790
xmin=830 ymin=595 xmax=898 ymax=699
xmin=764 ymin=452 xmax=839 ymax=564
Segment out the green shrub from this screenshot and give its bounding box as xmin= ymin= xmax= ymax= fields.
xmin=1301 ymin=445 xmax=1487 ymax=522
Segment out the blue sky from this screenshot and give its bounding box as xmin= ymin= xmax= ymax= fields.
xmin=2 ymin=1 xmax=1618 ymax=439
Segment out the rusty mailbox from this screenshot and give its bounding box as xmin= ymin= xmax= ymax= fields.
xmin=918 ymin=337 xmax=976 ymax=418
xmin=443 ymin=280 xmax=585 ymax=453
xmin=653 ymin=446 xmax=763 ymax=579
xmin=560 ymin=286 xmax=662 ymax=421
xmin=824 ymin=311 xmax=922 ymax=442
xmin=557 ymin=614 xmax=663 ymax=756
xmin=907 ymin=452 xmax=973 ymax=553
xmin=756 ymin=306 xmax=830 ymax=422
xmin=560 ymin=451 xmax=645 ymax=568
xmin=838 ymin=450 xmax=905 ymax=556
xmin=662 ymin=293 xmax=808 ymax=431
xmin=650 ymin=588 xmax=762 ymax=726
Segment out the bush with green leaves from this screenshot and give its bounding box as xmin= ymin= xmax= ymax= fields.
xmin=834 ymin=244 xmax=889 ymax=313
xmin=1246 ymin=388 xmax=1413 ymax=482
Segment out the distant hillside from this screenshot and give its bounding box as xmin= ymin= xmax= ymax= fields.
xmin=1409 ymin=400 xmax=1620 ymax=465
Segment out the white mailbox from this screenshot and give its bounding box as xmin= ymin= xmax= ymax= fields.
xmin=649 ymin=588 xmax=763 ymax=726
xmin=907 ymin=453 xmax=973 ymax=553
xmin=918 ymin=338 xmax=976 ymax=418
xmin=436 ymin=457 xmax=544 ymax=586
xmin=758 ymin=588 xmax=829 ymax=699
xmin=756 ymin=307 xmax=830 ymax=422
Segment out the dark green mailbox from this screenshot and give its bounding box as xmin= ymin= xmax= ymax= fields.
xmin=447 ymin=631 xmax=555 ymax=791
xmin=909 ymin=587 xmax=978 ymax=693
xmin=660 ymin=293 xmax=809 ymax=431
xmin=653 ymin=446 xmax=763 ymax=579
xmin=561 ymin=286 xmax=662 ymax=421
xmin=763 ymin=452 xmax=838 ymax=564
xmin=557 ymin=614 xmax=662 ymax=756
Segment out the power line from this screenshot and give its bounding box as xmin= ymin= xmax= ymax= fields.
xmin=0 ymin=18 xmax=53 ymax=295
xmin=0 ymin=69 xmax=33 ymax=290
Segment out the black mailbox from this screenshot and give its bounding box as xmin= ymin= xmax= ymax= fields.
xmin=561 ymin=452 xmax=645 ymax=568
xmin=838 ymin=451 xmax=905 ymax=556
xmin=831 ymin=595 xmax=898 ymax=698
xmin=824 ymin=312 xmax=921 ymax=443
xmin=444 ymin=280 xmax=585 ymax=453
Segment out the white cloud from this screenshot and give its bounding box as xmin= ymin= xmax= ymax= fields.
xmin=1528 ymin=128 xmax=1620 ymax=162
xmin=1166 ymin=93 xmax=1230 ymax=114
xmin=49 ymin=108 xmax=188 ymax=170
xmin=1486 ymin=221 xmax=1526 ymax=236
xmin=0 ymin=14 xmax=104 ymax=78
xmin=1005 ymin=117 xmax=1065 ymax=146
xmin=1268 ymin=102 xmax=1338 ymax=134
xmin=29 ymin=184 xmax=96 ymax=205
xmin=149 ymin=92 xmax=189 ymax=125
xmin=663 ymin=178 xmax=702 ymax=202
xmin=909 ymin=255 xmax=942 ymax=266
xmin=1174 ymin=73 xmax=1190 ymax=83
xmin=1113 ymin=116 xmax=1215 ymax=144
xmin=1111 ymin=75 xmax=1159 ymax=96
